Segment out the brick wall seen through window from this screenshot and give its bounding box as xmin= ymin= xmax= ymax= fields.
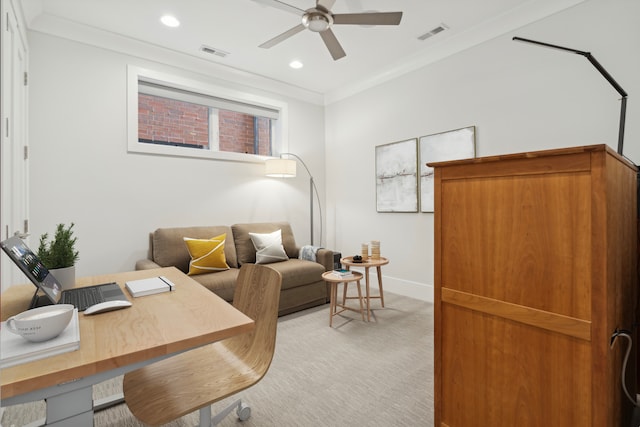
xmin=138 ymin=94 xmax=272 ymax=154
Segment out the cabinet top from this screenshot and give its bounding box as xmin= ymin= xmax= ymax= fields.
xmin=428 ymin=144 xmax=636 ymax=171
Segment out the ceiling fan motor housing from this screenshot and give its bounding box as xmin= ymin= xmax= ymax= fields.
xmin=258 ymin=0 xmax=403 ymax=61
xmin=302 ymin=9 xmax=333 ymax=32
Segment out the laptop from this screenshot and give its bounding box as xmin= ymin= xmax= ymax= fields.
xmin=1 ymin=236 xmax=129 ymax=311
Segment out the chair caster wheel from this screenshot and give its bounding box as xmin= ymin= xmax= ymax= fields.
xmin=237 ymin=402 xmax=251 ymax=421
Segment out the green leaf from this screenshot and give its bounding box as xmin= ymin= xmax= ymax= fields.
xmin=36 ymin=223 xmax=79 ymax=269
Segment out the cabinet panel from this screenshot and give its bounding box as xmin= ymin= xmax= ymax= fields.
xmin=440 ymin=304 xmax=592 ymax=426
xmin=441 ymin=172 xmax=591 ymax=319
xmin=433 ymin=145 xmax=637 ymax=427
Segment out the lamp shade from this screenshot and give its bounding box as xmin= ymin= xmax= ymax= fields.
xmin=265 ymin=158 xmax=296 ymax=178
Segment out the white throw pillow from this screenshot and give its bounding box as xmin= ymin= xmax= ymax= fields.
xmin=249 ymin=230 xmax=289 ymax=264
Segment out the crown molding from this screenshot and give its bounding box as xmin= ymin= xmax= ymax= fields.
xmin=26 ymin=12 xmax=326 ymax=105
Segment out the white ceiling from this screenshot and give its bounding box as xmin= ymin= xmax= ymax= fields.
xmin=20 ymin=0 xmax=583 ymax=102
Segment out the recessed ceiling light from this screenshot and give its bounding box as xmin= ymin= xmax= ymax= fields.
xmin=289 ymin=60 xmax=303 ymax=69
xmin=160 ymin=15 xmax=180 ymax=28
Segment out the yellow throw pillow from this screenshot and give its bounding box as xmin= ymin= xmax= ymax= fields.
xmin=183 ymin=234 xmax=230 ymax=275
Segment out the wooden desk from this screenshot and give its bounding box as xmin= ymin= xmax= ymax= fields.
xmin=0 ymin=267 xmax=254 ymax=426
xmin=341 ymin=256 xmax=389 ymax=321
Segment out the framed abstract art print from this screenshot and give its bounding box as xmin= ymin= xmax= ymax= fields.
xmin=375 ymin=139 xmax=418 ymax=213
xmin=419 ymin=126 xmax=476 ymax=212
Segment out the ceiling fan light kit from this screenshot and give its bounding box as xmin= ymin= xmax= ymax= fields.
xmin=257 ymin=0 xmax=402 ymax=60
xmin=303 ymin=10 xmax=332 ymax=32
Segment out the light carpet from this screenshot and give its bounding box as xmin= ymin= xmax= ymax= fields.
xmin=2 ymin=292 xmax=434 ymax=426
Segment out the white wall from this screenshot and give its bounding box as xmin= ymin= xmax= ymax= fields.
xmin=22 ymin=0 xmax=640 ymax=302
xmin=325 ymin=0 xmax=640 ymax=301
xmin=27 ymin=32 xmax=326 ymax=277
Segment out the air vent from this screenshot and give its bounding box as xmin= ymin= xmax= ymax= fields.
xmin=418 ymin=24 xmax=449 ymax=41
xmin=200 ymin=45 xmax=230 ymax=58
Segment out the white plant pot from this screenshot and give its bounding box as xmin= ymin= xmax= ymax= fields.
xmin=49 ymin=266 xmax=76 ymax=290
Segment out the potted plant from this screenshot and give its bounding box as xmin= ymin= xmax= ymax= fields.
xmin=37 ymin=223 xmax=79 ymax=289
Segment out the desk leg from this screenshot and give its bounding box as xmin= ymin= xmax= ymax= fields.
xmin=2 ymin=349 xmax=181 ymax=426
xmin=46 ymin=387 xmax=94 ymax=426
xmin=93 ymin=392 xmax=125 ymax=411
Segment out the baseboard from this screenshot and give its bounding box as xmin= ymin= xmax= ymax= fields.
xmin=381 ymin=275 xmax=433 ymax=302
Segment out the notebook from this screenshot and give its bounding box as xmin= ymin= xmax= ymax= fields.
xmin=1 ymin=236 xmax=129 ymax=311
xmin=125 ymin=276 xmax=174 ymax=297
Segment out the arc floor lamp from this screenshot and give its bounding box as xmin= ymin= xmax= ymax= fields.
xmin=265 ymin=153 xmax=323 ymax=246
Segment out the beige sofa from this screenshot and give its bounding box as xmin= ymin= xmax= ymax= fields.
xmin=136 ymin=222 xmax=334 ymax=316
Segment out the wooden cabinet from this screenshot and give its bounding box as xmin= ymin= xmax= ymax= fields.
xmin=432 ymin=145 xmax=637 ymax=427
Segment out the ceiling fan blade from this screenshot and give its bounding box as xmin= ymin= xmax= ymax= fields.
xmin=333 ymin=11 xmax=403 ymax=26
xmin=316 ymin=0 xmax=336 ymax=12
xmin=259 ymin=24 xmax=306 ymax=49
xmin=319 ymin=28 xmax=346 ymax=60
xmin=251 ymin=0 xmax=305 ymax=16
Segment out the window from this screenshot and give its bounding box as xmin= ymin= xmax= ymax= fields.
xmin=127 ymin=66 xmax=288 ymax=162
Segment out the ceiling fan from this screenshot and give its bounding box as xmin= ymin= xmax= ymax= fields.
xmin=254 ymin=0 xmax=403 ymax=60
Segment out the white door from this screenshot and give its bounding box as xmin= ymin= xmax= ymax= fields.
xmin=1 ymin=0 xmax=29 ymax=291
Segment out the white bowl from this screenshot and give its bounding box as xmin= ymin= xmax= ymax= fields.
xmin=6 ymin=304 xmax=75 ymax=342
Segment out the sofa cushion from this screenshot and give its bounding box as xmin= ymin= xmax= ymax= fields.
xmin=152 ymin=226 xmax=238 ymax=272
xmin=264 ymin=259 xmax=325 ymax=291
xmin=249 ymin=230 xmax=289 ymax=264
xmin=232 ymin=222 xmax=298 ymax=265
xmin=188 ymin=268 xmax=239 ymax=302
xmin=183 ymin=234 xmax=230 ymax=275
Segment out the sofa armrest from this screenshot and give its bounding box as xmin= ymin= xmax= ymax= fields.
xmin=315 ymin=249 xmax=336 ymax=271
xmin=136 ymin=259 xmax=162 ymax=270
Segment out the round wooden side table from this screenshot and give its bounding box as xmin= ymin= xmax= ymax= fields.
xmin=340 ymin=256 xmax=389 ymax=321
xmin=322 ymin=270 xmax=365 ymax=327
